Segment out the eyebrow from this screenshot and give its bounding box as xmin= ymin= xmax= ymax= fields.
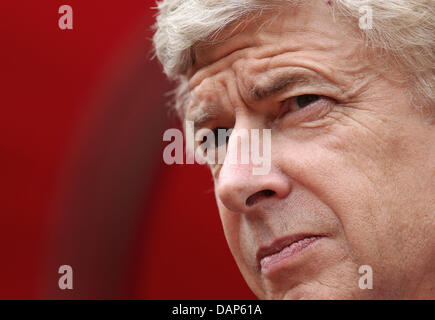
xmin=249 ymin=74 xmax=312 ymax=101
xmin=186 ymin=104 xmax=221 ymax=130
xmin=187 ymin=71 xmax=327 ymax=129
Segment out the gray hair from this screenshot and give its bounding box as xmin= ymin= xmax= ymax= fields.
xmin=152 ymin=0 xmax=435 ymax=116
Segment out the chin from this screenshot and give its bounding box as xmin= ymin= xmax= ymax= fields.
xmin=273 ymin=286 xmax=365 ymax=300
xmin=254 ymin=277 xmax=377 ymax=300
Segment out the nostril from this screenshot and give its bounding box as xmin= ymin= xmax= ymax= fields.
xmin=245 ymin=189 xmax=276 ymax=207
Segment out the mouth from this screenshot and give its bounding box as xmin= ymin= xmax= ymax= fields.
xmin=256 ymin=234 xmax=325 ymax=275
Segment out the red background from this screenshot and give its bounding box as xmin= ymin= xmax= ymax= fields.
xmin=0 ymin=1 xmax=255 ymax=299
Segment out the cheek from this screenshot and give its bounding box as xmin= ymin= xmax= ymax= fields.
xmin=216 ymin=201 xmax=265 ymax=294
xmin=216 ymin=201 xmax=242 ymax=254
xmin=217 ymin=201 xmax=257 ymax=265
xmin=277 ymin=109 xmax=434 ymax=293
xmin=274 ymin=130 xmax=409 ymax=296
xmin=274 ymin=123 xmax=396 ymax=263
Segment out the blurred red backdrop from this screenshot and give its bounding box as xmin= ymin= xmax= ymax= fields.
xmin=0 ymin=1 xmax=255 ymax=299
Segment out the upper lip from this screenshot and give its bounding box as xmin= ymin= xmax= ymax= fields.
xmin=256 ymin=233 xmax=323 ymax=267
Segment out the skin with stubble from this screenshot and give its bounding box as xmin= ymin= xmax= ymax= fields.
xmin=185 ymin=1 xmax=435 ymax=299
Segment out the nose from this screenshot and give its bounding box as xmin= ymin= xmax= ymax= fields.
xmin=216 ymin=162 xmax=291 ymax=213
xmin=215 ymin=132 xmax=291 ymax=213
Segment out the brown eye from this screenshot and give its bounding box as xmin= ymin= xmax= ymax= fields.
xmin=296 ymin=94 xmax=320 ymax=109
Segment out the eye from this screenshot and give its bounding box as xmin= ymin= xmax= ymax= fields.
xmin=279 ymin=94 xmax=322 ymax=118
xmin=296 ymin=94 xmax=320 ymax=108
xmin=201 ymin=127 xmax=232 ymax=148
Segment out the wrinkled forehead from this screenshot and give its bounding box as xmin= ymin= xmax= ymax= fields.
xmin=187 ymin=6 xmax=294 ymax=78
xmin=181 ymin=2 xmax=363 ymax=121
xmin=186 ymin=1 xmax=351 ymax=78
xmin=187 ymin=15 xmax=270 ymax=77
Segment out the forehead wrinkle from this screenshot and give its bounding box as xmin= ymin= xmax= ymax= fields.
xmin=188 ymin=6 xmax=284 ymax=81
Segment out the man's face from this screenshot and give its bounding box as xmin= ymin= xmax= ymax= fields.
xmin=186 ymin=1 xmax=435 ymax=299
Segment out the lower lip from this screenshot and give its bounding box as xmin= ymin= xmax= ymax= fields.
xmin=260 ymin=236 xmax=323 ymax=275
